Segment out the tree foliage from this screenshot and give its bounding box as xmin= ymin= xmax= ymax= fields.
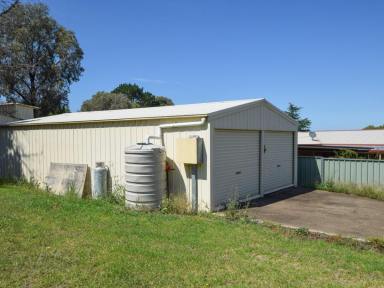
xmin=111 ymin=83 xmax=173 ymax=107
xmin=0 ymin=3 xmax=84 ymax=116
xmin=334 ymin=149 xmax=358 ymax=159
xmin=81 ymin=92 xmax=133 ymax=112
xmin=285 ymin=103 xmax=311 ymax=131
xmin=81 ymin=83 xmax=173 ymax=111
xmin=0 ymin=0 xmax=18 ymax=16
xmin=363 ymin=124 xmax=384 ymax=130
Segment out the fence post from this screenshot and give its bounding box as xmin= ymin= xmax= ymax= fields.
xmin=321 ymin=157 xmax=325 ymax=183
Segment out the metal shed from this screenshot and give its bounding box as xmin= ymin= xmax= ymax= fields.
xmin=0 ymin=98 xmax=298 ymax=211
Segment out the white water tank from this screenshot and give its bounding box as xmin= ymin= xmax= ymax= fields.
xmin=124 ymin=143 xmax=166 ymax=209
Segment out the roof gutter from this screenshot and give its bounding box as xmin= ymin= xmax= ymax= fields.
xmin=148 ymin=117 xmax=207 ymax=145
xmin=1 ymin=114 xmax=208 ymax=128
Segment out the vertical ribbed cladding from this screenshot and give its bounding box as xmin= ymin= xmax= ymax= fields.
xmin=124 ymin=143 xmax=166 ymax=209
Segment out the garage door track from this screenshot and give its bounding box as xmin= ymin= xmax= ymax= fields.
xmin=247 ymin=188 xmax=384 ymax=239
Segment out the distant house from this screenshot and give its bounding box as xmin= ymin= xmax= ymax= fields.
xmin=0 ymin=103 xmax=37 ymax=124
xmin=298 ymin=130 xmax=384 ymax=159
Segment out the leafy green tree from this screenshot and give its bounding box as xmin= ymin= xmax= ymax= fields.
xmin=363 ymin=124 xmax=384 ymax=130
xmin=0 ymin=3 xmax=84 ymax=116
xmin=81 ymin=92 xmax=134 ymax=111
xmin=81 ymin=83 xmax=174 ymax=111
xmin=111 ymin=83 xmax=147 ymax=105
xmin=285 ymin=103 xmax=311 ymax=131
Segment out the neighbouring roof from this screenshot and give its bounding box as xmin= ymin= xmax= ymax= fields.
xmin=0 ymin=103 xmax=39 ymax=109
xmin=6 ymin=99 xmax=264 ymax=126
xmin=298 ymin=130 xmax=384 ymax=148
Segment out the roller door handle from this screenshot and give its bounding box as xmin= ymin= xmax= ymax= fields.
xmin=235 ymin=171 xmax=242 ymax=175
xmin=277 ymin=164 xmax=281 ymax=168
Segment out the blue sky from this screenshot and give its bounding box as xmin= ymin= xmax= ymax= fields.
xmin=35 ymin=0 xmax=383 ymax=130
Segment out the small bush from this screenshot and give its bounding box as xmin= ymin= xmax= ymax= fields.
xmin=315 ymin=181 xmax=384 ymax=201
xmin=161 ymin=194 xmax=193 ymax=215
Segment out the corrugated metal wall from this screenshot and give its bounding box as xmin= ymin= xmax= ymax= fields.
xmin=298 ymin=156 xmax=384 ymax=187
xmin=0 ymin=117 xmax=211 ymax=210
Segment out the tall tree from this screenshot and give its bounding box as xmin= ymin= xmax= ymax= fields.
xmin=285 ymin=103 xmax=311 ymax=131
xmin=0 ymin=3 xmax=83 ymax=116
xmin=81 ymin=83 xmax=173 ymax=111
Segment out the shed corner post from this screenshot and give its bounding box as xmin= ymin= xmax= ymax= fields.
xmin=208 ymin=120 xmax=215 ymax=211
xmin=259 ymin=130 xmax=265 ymax=196
xmin=293 ymin=131 xmax=298 ymax=187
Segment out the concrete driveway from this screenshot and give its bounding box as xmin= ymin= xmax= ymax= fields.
xmin=247 ymin=188 xmax=384 ymax=239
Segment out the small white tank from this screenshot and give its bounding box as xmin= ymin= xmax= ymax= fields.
xmin=124 ymin=143 xmax=166 ymax=209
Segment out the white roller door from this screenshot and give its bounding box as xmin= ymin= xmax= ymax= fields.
xmin=263 ymin=131 xmax=294 ymax=194
xmin=213 ymin=130 xmax=260 ymax=206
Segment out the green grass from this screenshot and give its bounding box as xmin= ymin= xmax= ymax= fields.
xmin=316 ymin=181 xmax=384 ymax=201
xmin=1 ymin=185 xmax=384 ymax=287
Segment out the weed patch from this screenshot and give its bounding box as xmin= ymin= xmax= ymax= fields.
xmin=315 ymin=181 xmax=384 ymax=201
xmin=161 ymin=193 xmax=193 ymax=215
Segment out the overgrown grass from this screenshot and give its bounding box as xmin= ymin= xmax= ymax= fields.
xmin=1 ymin=183 xmax=384 ymax=287
xmin=315 ymin=181 xmax=384 ymax=201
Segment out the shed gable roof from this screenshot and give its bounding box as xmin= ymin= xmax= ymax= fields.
xmin=7 ymin=99 xmax=263 ymax=126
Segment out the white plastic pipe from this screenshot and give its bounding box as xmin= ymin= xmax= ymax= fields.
xmin=147 ymin=117 xmax=206 ymax=144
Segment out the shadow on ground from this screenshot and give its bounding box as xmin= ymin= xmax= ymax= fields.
xmin=248 ymin=186 xmax=314 ymax=208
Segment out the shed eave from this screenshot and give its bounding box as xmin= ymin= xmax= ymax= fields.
xmin=1 ymin=114 xmax=209 ymax=127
